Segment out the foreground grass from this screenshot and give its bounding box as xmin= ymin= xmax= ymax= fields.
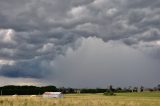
xmin=0 ymin=92 xmax=160 ymax=106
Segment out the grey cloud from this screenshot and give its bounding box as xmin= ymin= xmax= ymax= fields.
xmin=49 ymin=37 xmax=160 ymax=87
xmin=0 ymin=0 xmax=160 ymax=87
xmin=125 ymin=0 xmax=160 ymax=9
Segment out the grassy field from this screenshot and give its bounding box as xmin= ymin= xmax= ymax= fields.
xmin=0 ymin=92 xmax=160 ymax=106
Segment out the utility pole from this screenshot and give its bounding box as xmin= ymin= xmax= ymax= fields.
xmin=1 ymin=90 xmax=2 ymax=96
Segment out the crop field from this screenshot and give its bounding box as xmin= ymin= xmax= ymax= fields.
xmin=0 ymin=92 xmax=160 ymax=106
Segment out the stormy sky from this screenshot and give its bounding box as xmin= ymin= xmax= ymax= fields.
xmin=0 ymin=0 xmax=160 ymax=88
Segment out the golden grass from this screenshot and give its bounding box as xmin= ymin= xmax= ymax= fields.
xmin=0 ymin=93 xmax=160 ymax=106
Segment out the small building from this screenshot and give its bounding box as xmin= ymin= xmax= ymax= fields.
xmin=12 ymin=94 xmax=17 ymax=97
xmin=30 ymin=95 xmax=36 ymax=97
xmin=42 ymin=92 xmax=63 ymax=98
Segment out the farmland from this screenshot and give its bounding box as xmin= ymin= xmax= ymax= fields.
xmin=0 ymin=92 xmax=160 ymax=106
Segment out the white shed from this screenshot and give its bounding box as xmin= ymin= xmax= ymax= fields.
xmin=42 ymin=92 xmax=63 ymax=98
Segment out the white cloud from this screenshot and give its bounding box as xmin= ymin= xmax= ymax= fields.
xmin=0 ymin=29 xmax=16 ymax=44
xmin=106 ymin=8 xmax=117 ymax=17
xmin=37 ymin=43 xmax=55 ymax=53
xmin=156 ymin=40 xmax=160 ymax=45
xmin=0 ymin=59 xmax=15 ymax=65
xmin=0 ymin=76 xmax=50 ymax=86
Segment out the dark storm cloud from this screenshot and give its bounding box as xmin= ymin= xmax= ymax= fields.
xmin=0 ymin=64 xmax=41 ymax=78
xmin=0 ymin=58 xmax=53 ymax=78
xmin=0 ymin=0 xmax=160 ymax=87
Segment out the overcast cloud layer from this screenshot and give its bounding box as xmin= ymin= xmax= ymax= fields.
xmin=0 ymin=0 xmax=160 ymax=87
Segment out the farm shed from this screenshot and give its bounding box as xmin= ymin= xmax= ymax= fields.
xmin=42 ymin=92 xmax=63 ymax=98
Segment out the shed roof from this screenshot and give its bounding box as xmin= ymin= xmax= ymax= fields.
xmin=43 ymin=92 xmax=62 ymax=95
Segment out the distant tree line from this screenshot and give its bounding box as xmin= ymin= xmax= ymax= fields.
xmin=77 ymin=84 xmax=160 ymax=93
xmin=80 ymin=88 xmax=107 ymax=93
xmin=0 ymin=85 xmax=57 ymax=95
xmin=0 ymin=84 xmax=159 ymax=95
xmin=80 ymin=88 xmax=133 ymax=93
